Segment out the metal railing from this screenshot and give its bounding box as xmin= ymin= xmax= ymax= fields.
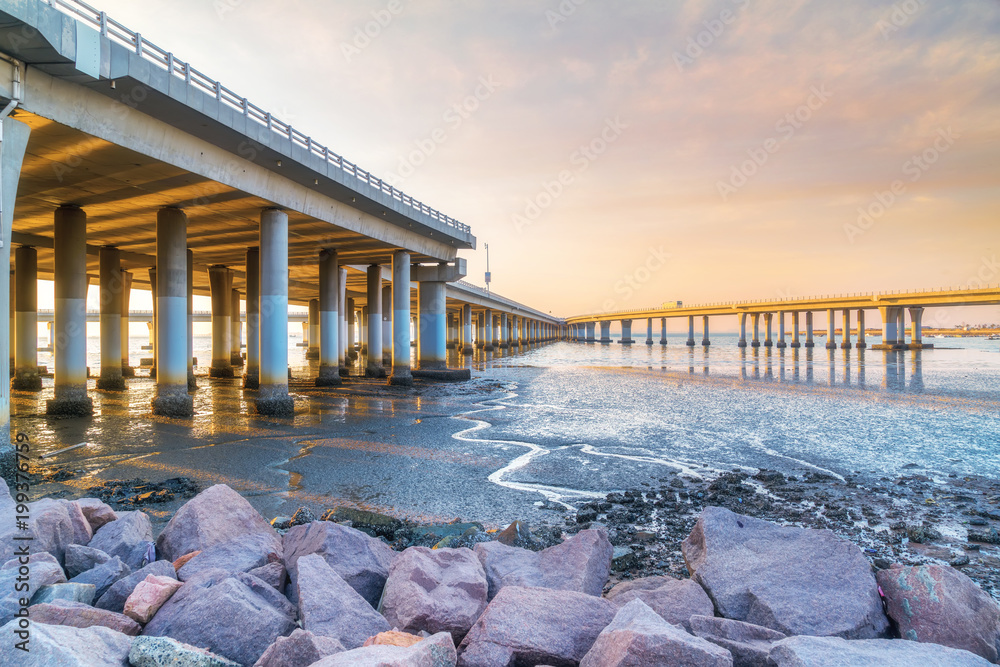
xmin=43 ymin=0 xmax=471 ymax=236
xmin=453 ymin=280 xmax=560 ymax=322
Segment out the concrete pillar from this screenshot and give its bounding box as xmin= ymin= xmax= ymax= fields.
xmin=751 ymin=313 xmax=761 ymax=348
xmin=500 ymin=313 xmax=509 ymax=349
xmin=856 ymin=310 xmax=866 ymax=349
xmin=187 ymin=249 xmax=195 ymax=389
xmin=660 ymin=318 xmax=667 ymax=345
xmin=361 ymin=306 xmax=369 ymax=356
xmin=12 ymin=246 xmax=41 ymax=391
xmin=475 ymin=311 xmax=483 ymax=348
xmin=338 ymin=267 xmax=348 ymax=373
xmin=446 ymin=312 xmax=456 ymax=350
xmin=243 ymin=247 xmax=260 ymax=388
xmin=96 ymin=247 xmax=125 ymax=391
xmin=148 ymin=268 xmax=157 ymax=378
xmin=382 ymin=285 xmax=392 ymax=363
xmin=257 ymin=208 xmax=293 ymax=416
xmin=366 ymin=264 xmax=384 ymax=377
xmin=738 ymin=313 xmax=748 ymax=347
xmin=208 ymin=266 xmax=233 ymax=377
xmin=347 ymin=299 xmax=357 ymax=361
xmin=620 ymin=319 xmax=634 ymax=344
xmin=825 ymin=309 xmax=836 ymax=349
xmin=316 ymin=248 xmax=341 ymax=386
xmin=151 ymin=208 xmax=193 ymax=417
xmin=462 ymin=304 xmax=473 ymax=355
xmin=897 ymin=309 xmax=906 ymax=348
xmin=776 ymin=312 xmax=786 ymax=349
xmin=686 ymin=315 xmax=695 ymax=346
xmin=805 ymin=311 xmax=815 ymax=347
xmin=841 ymin=309 xmax=852 ymax=349
xmin=764 ymin=313 xmax=774 ymax=347
xmin=483 ymin=309 xmax=494 ymax=351
xmin=908 ymin=307 xmax=924 ymax=348
xmin=418 ymin=279 xmax=447 ymax=370
xmin=390 ymin=250 xmax=412 ymax=385
xmin=702 ymin=315 xmax=710 ymax=346
xmin=645 ymin=318 xmax=653 ymax=345
xmin=307 ymin=298 xmax=320 ymax=360
xmin=121 ymin=270 xmax=134 ymax=377
xmin=598 ymin=321 xmax=609 ymax=343
xmin=7 ymin=270 xmax=11 ymax=373
xmin=791 ymin=312 xmax=800 ymax=348
xmin=231 ymin=289 xmax=244 ymax=366
xmin=47 ymin=206 xmax=93 ymax=416
xmin=584 ymin=321 xmax=594 ymax=343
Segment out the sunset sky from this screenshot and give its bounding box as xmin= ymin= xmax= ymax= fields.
xmin=78 ymin=0 xmax=1000 ymax=327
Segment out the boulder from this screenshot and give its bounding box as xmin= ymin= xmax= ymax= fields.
xmin=296 ymin=553 xmax=390 ymax=649
xmin=253 ymin=628 xmax=345 ymax=667
xmin=474 ymin=528 xmax=612 ymax=600
xmin=29 ymin=599 xmax=142 ymax=636
xmin=142 ymin=569 xmax=296 ymax=665
xmin=124 ymin=574 xmax=183 ymax=624
xmin=607 ymin=575 xmax=714 ymax=632
xmin=769 ymin=635 xmax=992 ymax=666
xmin=176 ymin=532 xmax=281 ymax=581
xmin=74 ymin=498 xmax=118 ymax=532
xmin=282 ymin=520 xmax=396 ymax=607
xmin=10 ymin=498 xmax=93 ymax=565
xmin=877 ymin=563 xmax=1000 ymax=663
xmin=690 ymin=615 xmax=786 ymax=667
xmin=0 ymin=618 xmax=133 ymax=666
xmin=31 ymin=582 xmax=96 ymax=606
xmin=88 ymin=511 xmax=154 ymax=570
xmin=682 ymin=506 xmax=888 ymax=638
xmin=382 ymin=546 xmax=489 ymax=642
xmin=65 ymin=544 xmax=112 ymax=578
xmin=311 ymin=632 xmax=457 ymax=667
xmin=155 ymin=484 xmax=280 ymax=562
xmin=457 ymin=585 xmax=617 ymax=666
xmin=581 ymin=599 xmax=733 ymax=667
xmin=69 ymin=555 xmax=131 ymax=601
xmin=129 ymin=635 xmax=240 ymax=666
xmin=248 ymin=561 xmax=286 ymax=591
xmin=0 ymin=552 xmax=66 ymax=625
xmin=95 ymin=560 xmax=176 ymax=613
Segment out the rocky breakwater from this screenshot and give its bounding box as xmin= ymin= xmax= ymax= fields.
xmin=0 ymin=479 xmax=997 ymax=666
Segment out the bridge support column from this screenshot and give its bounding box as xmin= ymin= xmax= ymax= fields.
xmin=231 ymin=290 xmax=244 ymax=366
xmin=583 ymin=321 xmax=593 ymax=343
xmin=347 ymin=299 xmax=357 ymax=361
xmin=825 ymin=309 xmax=837 ymax=349
xmin=152 ymin=208 xmax=193 ymax=417
xmin=208 ymin=266 xmax=233 ymax=377
xmin=620 ymin=319 xmax=634 ymax=344
xmin=805 ymin=311 xmax=815 ymax=347
xmin=187 ymin=250 xmax=195 ymax=389
xmin=856 ymin=309 xmax=866 ymax=349
xmin=148 ymin=268 xmax=157 ymax=378
xmin=598 ymin=321 xmax=610 ymax=343
xmin=389 ymin=251 xmax=413 ymax=385
xmin=483 ymin=309 xmax=494 ymax=351
xmin=777 ymin=312 xmax=786 ymax=349
xmin=47 ymin=206 xmax=93 ymax=417
xmin=751 ymin=313 xmax=761 ymax=348
xmin=764 ymin=313 xmax=774 ymax=347
xmin=462 ymin=304 xmax=473 ymax=355
xmin=702 ymin=315 xmax=711 ymax=346
xmin=417 ymin=280 xmax=447 ymax=370
xmin=791 ymin=312 xmax=800 ymax=348
xmin=908 ymin=307 xmax=925 ymax=349
xmin=382 ymin=285 xmax=393 ymax=364
xmin=338 ymin=267 xmax=348 ymax=374
xmin=361 ymin=306 xmax=369 ymax=356
xmin=446 ymin=313 xmax=457 ymax=350
xmin=12 ymin=247 xmax=41 ymax=392
xmin=686 ymin=316 xmax=696 ymax=346
xmin=500 ymin=313 xmax=509 ymax=349
xmin=307 ymin=298 xmax=320 ymax=360
xmin=738 ymin=313 xmax=748 ymax=347
xmin=257 ymin=208 xmax=293 ymax=416
xmin=475 ymin=312 xmax=484 ymax=348
xmin=121 ymin=271 xmax=134 ymax=377
xmin=646 ymin=318 xmax=654 ymax=345
xmin=97 ymin=247 xmax=125 ymax=391
xmin=841 ymin=309 xmax=852 ymax=349
xmin=315 ymin=249 xmax=341 ymax=387
xmin=660 ymin=317 xmax=668 ymax=345
xmin=243 ymin=248 xmax=260 ymax=388
xmin=897 ymin=309 xmax=907 ymax=349
xmin=366 ymin=264 xmax=385 ymax=377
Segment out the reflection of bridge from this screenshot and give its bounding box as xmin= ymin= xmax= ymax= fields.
xmin=565 ymin=286 xmax=1000 ymax=351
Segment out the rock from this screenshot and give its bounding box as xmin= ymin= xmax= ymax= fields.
xmin=65 ymin=544 xmax=112 ymax=578
xmin=0 ymin=552 xmax=66 ymax=625
xmin=877 ymin=563 xmax=1000 ymax=663
xmin=457 ymin=585 xmax=617 ymax=666
xmin=606 ymin=575 xmax=714 ymax=632
xmin=283 ymin=520 xmax=396 ymax=607
xmin=95 ymin=560 xmax=176 ymax=613
xmin=248 ymin=561 xmax=287 ymax=591
xmin=0 ymin=618 xmax=134 ymax=666
xmin=31 ymin=582 xmax=96 ymax=606
xmin=88 ymin=511 xmax=154 ymax=570
xmin=321 ymin=506 xmax=403 ymax=539
xmin=155 ymin=484 xmax=281 ymax=562
xmin=69 ymin=555 xmax=131 ymax=601
xmin=142 ymin=569 xmax=296 ymax=665
xmin=124 ymin=574 xmax=183 ymax=624
xmin=172 ymin=551 xmax=200 ymax=570
xmin=690 ymin=615 xmax=786 ymax=667
xmin=382 ymin=546 xmax=488 ymax=642
xmin=581 ymin=599 xmax=733 ymax=667
xmin=474 ymin=527 xmax=612 ymax=600
xmin=74 ymin=498 xmax=118 ymax=532
xmin=495 ymin=520 xmax=537 ymax=548
xmin=129 ymin=635 xmax=240 ymax=666
xmin=253 ymin=628 xmax=345 ymax=667
xmin=29 ymin=599 xmax=142 ymax=636
xmin=289 ymin=506 xmax=317 ymax=526
xmin=682 ymin=506 xmax=888 ymax=638
xmin=311 ymin=632 xmax=457 ymax=667
xmin=9 ymin=498 xmax=93 ymax=565
xmin=768 ymin=635 xmax=992 ymax=666
xmin=365 ymin=630 xmax=425 ymax=648
xmin=295 ymin=553 xmax=390 ymax=649
xmin=177 ymin=532 xmax=281 ymax=581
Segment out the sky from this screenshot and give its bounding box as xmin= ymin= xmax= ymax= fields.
xmin=71 ymin=0 xmax=1000 ymax=327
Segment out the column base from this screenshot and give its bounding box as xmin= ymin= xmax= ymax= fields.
xmin=255 ymin=387 xmax=294 ymax=417
xmin=446 ymin=342 xmax=457 ymax=350
xmin=306 ymin=350 xmax=319 ymax=360
xmin=764 ymin=341 xmax=773 ymax=347
xmin=411 ymin=368 xmax=472 ymax=381
xmin=210 ymin=366 xmax=235 ymax=378
xmin=242 ymin=369 xmax=259 ymax=389
xmin=347 ymin=351 xmax=359 ymax=361
xmin=148 ymin=368 xmax=156 ymax=379
xmin=909 ymin=343 xmax=932 ymax=349
xmin=475 ymin=342 xmax=484 ymax=349
xmin=790 ymin=342 xmax=801 ymax=348
xmin=660 ymin=340 xmax=668 ymax=346
xmin=686 ymin=340 xmax=695 ymax=347
xmin=645 ymin=340 xmax=654 ymax=346
xmin=702 ymin=339 xmax=711 ymax=346
xmin=872 ymin=344 xmax=900 ymax=351
xmin=46 ymin=393 xmax=93 ymax=417
xmin=856 ymin=342 xmax=867 ymax=349
xmin=365 ymin=364 xmax=387 ymax=379
xmin=188 ymin=372 xmax=197 ymax=390
xmin=840 ymin=343 xmax=852 ymax=349
xmin=121 ymin=365 xmax=136 ymax=378
xmin=96 ymin=375 xmax=126 ymax=392
xmin=776 ymin=342 xmax=786 ymax=349
xmin=805 ymin=342 xmax=815 ymax=348
xmin=315 ymin=365 xmax=342 ymax=386
xmin=11 ymin=375 xmax=42 ymax=392
xmin=462 ymin=347 xmax=474 ymax=356
xmin=484 ymin=344 xmax=494 ymax=351
xmin=600 ymin=338 xmax=612 ymax=344
xmin=619 ymin=339 xmax=634 ymax=345
xmin=151 ymin=388 xmax=194 ymax=417
xmin=388 ymin=371 xmax=413 ymax=387
xmin=498 ymin=343 xmax=509 ymax=349
xmin=751 ymin=342 xmax=761 ymax=348
xmin=230 ymin=354 xmax=245 ymax=366
xmin=338 ymin=366 xmax=350 ymax=377
xmin=826 ymin=343 xmax=838 ymax=350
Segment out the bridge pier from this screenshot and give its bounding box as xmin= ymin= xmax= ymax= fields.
xmin=475 ymin=312 xmax=484 ymax=348
xmin=361 ymin=306 xmax=369 ymax=356
xmin=148 ymin=268 xmax=157 ymax=378
xmin=13 ymin=246 xmax=41 ymax=392
xmin=244 ymin=248 xmax=261 ymax=389
xmin=805 ymin=311 xmax=815 ymax=347
xmin=121 ymin=271 xmax=134 ymax=377
xmin=462 ymin=304 xmax=474 ymax=354
xmin=151 ymin=208 xmax=193 ymax=417
xmin=306 ymin=298 xmax=320 ymax=360
xmin=776 ymin=312 xmax=786 ymax=349
xmin=686 ymin=315 xmax=695 ymax=346
xmin=338 ymin=266 xmax=348 ymax=374
xmin=315 ymin=249 xmax=341 ymax=387
xmin=417 ymin=280 xmax=447 ymax=369
xmin=908 ymin=307 xmax=927 ymax=349
xmin=620 ymin=319 xmax=634 ymax=344
xmin=856 ymin=309 xmax=867 ymax=349
xmin=764 ymin=313 xmax=774 ymax=347
xmin=646 ymin=318 xmax=654 ymax=345
xmin=97 ymin=246 xmax=125 ymax=391
xmin=346 ymin=299 xmax=357 ymax=361
xmin=367 ymin=264 xmax=385 ymax=377
xmin=738 ymin=313 xmax=748 ymax=347
xmin=208 ymin=265 xmax=234 ymax=378
xmin=751 ymin=313 xmax=761 ymax=348
xmin=841 ymin=309 xmax=852 ymax=349
xmin=790 ymin=312 xmax=800 ymax=348
xmin=389 ymin=250 xmax=413 ymax=386
xmin=826 ymin=309 xmax=837 ymax=350
xmin=500 ymin=313 xmax=509 ymax=349
xmin=231 ymin=290 xmax=244 ymax=366
xmin=600 ymin=320 xmax=611 ymax=343
xmin=702 ymin=315 xmax=710 ymax=346
xmin=382 ymin=285 xmax=393 ymax=364
xmin=256 ymin=208 xmax=294 ymax=416
xmin=187 ymin=250 xmax=196 ymax=390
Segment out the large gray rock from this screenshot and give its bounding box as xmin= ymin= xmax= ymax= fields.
xmin=682 ymin=506 xmax=888 ymax=638
xmin=29 ymin=599 xmax=142 ymax=636
xmin=457 ymin=585 xmax=617 ymax=666
xmin=2 ymin=498 xmax=93 ymax=565
xmin=129 ymin=635 xmax=241 ymax=666
xmin=581 ymin=599 xmax=733 ymax=667
xmin=474 ymin=527 xmax=612 ymax=600
xmin=31 ymin=582 xmax=96 ymax=606
xmin=690 ymin=615 xmax=786 ymax=667
xmin=248 ymin=561 xmax=286 ymax=592
xmin=177 ymin=532 xmax=281 ymax=581
xmin=88 ymin=511 xmax=154 ymax=570
xmin=0 ymin=552 xmax=66 ymax=625
xmin=0 ymin=618 xmax=133 ymax=666
xmin=296 ymin=553 xmax=390 ymax=649
xmin=606 ymin=575 xmax=714 ymax=632
xmin=155 ymin=484 xmax=280 ymax=562
xmin=70 ymin=555 xmax=131 ymax=600
xmin=769 ymin=635 xmax=992 ymax=666
xmin=95 ymin=559 xmax=176 ymax=613
xmin=253 ymin=628 xmax=345 ymax=667
xmin=283 ymin=520 xmax=396 ymax=607
xmin=312 ymin=632 xmax=457 ymax=666
xmin=142 ymin=569 xmax=296 ymax=666
xmin=65 ymin=543 xmax=112 ymax=578
xmin=382 ymin=546 xmax=488 ymax=642
xmin=877 ymin=563 xmax=1000 ymax=663
xmin=74 ymin=498 xmax=118 ymax=532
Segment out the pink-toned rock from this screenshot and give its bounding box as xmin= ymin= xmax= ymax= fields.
xmin=94 ymin=560 xmax=176 ymax=613
xmin=0 ymin=552 xmax=66 ymax=625
xmin=690 ymin=615 xmax=787 ymax=666
xmin=382 ymin=547 xmax=488 ymax=642
xmin=607 ymin=575 xmax=714 ymax=632
xmin=312 ymin=632 xmax=456 ymax=667
xmin=877 ymin=563 xmax=1000 ymax=663
xmin=30 ymin=599 xmax=142 ymax=636
xmin=172 ymin=551 xmax=201 ymax=570
xmin=769 ymin=635 xmax=992 ymax=666
xmin=123 ymin=574 xmax=182 ymax=624
xmin=296 ymin=553 xmax=390 ymax=649
xmin=364 ymin=631 xmax=425 ymax=648
xmin=177 ymin=532 xmax=281 ymax=581
xmin=0 ymin=619 xmax=133 ymax=666
xmin=253 ymin=628 xmax=345 ymax=667
xmin=25 ymin=498 xmax=93 ymax=565
xmin=248 ymin=561 xmax=286 ymax=592
xmin=74 ymin=498 xmax=118 ymax=532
